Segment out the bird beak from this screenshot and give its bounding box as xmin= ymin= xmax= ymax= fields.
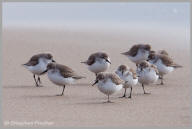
xmin=92 ymin=80 xmax=98 ymax=86
xmin=122 ymin=71 xmax=124 ymax=75
xmin=106 ymin=59 xmax=111 ymax=64
xmin=41 ymin=69 xmax=48 ymax=75
xmin=52 ymin=59 xmax=56 ymax=62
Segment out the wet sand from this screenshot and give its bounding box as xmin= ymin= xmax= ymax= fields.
xmin=2 ymin=26 xmax=191 ymax=127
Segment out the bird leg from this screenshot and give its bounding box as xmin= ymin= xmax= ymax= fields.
xmin=119 ymin=88 xmax=127 ymax=98
xmin=160 ymin=75 xmax=164 ymax=85
xmin=37 ymin=76 xmax=41 ymax=84
xmin=142 ymin=84 xmax=150 ymax=94
xmin=61 ymin=85 xmax=65 ymax=96
xmin=33 ymin=74 xmax=39 ymax=87
xmin=128 ymin=87 xmax=132 ymax=98
xmin=106 ymin=95 xmax=113 ymax=103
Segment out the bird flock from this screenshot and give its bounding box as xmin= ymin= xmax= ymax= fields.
xmin=23 ymin=44 xmax=182 ymax=103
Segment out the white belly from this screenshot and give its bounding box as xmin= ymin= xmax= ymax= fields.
xmin=116 ymin=71 xmax=138 ymax=88
xmin=25 ymin=63 xmax=46 ymax=75
xmin=138 ymin=68 xmax=158 ymax=85
xmin=128 ymin=50 xmax=149 ymax=63
xmin=47 ymin=71 xmax=75 ymax=86
xmin=24 ymin=58 xmax=52 ymax=75
xmin=124 ymin=76 xmax=138 ymax=88
xmin=88 ymin=61 xmax=110 ymax=74
xmin=97 ymin=79 xmax=123 ymax=95
xmin=155 ymin=60 xmax=174 ymax=75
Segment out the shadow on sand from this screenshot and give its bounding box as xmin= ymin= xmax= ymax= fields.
xmin=71 ymin=83 xmax=91 ymax=86
xmin=3 ymin=85 xmax=39 ymax=89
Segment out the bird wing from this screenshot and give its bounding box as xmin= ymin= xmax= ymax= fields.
xmin=109 ymin=74 xmax=124 ymax=85
xmin=160 ymin=55 xmax=175 ymax=67
xmin=130 ymin=68 xmax=137 ymax=79
xmin=127 ymin=45 xmax=139 ymax=57
xmin=23 ymin=55 xmax=39 ymax=66
xmin=58 ymin=64 xmax=85 ymax=79
xmin=86 ymin=53 xmax=98 ymax=65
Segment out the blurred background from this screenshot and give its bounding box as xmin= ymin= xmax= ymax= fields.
xmin=3 ymin=2 xmax=190 ymax=29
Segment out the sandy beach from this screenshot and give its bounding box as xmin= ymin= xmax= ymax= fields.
xmin=2 ymin=26 xmax=191 ymax=127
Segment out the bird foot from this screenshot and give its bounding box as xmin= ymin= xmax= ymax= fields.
xmin=127 ymin=96 xmax=132 ymax=98
xmin=156 ymin=83 xmax=164 ymax=85
xmin=144 ymin=92 xmax=151 ymax=94
xmin=56 ymin=94 xmax=64 ymax=96
xmin=36 ymin=84 xmax=43 ymax=87
xmin=103 ymin=101 xmax=114 ymax=103
xmin=119 ymin=95 xmax=126 ymax=98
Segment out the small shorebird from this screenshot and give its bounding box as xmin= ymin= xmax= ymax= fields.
xmin=115 ymin=65 xmax=138 ymax=98
xmin=147 ymin=52 xmax=182 ymax=85
xmin=41 ymin=63 xmax=85 ymax=96
xmin=81 ymin=52 xmax=111 ymax=76
xmin=121 ymin=44 xmax=151 ymax=64
xmin=92 ymin=72 xmax=123 ymax=103
xmin=23 ymin=53 xmax=55 ymax=87
xmin=136 ymin=61 xmax=159 ymax=94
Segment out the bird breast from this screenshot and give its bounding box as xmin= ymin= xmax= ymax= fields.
xmin=88 ymin=59 xmax=110 ymax=73
xmin=154 ymin=59 xmax=174 ymax=75
xmin=25 ymin=58 xmax=50 ymax=75
xmin=116 ymin=70 xmax=138 ymax=87
xmin=138 ymin=68 xmax=159 ymax=85
xmin=47 ymin=70 xmax=75 ymax=86
xmin=128 ymin=49 xmax=149 ymax=63
xmin=97 ymin=79 xmax=123 ymax=95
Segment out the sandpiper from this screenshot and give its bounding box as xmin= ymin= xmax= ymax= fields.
xmin=41 ymin=63 xmax=85 ymax=96
xmin=23 ymin=53 xmax=55 ymax=87
xmin=81 ymin=52 xmax=111 ymax=76
xmin=121 ymin=44 xmax=151 ymax=64
xmin=115 ymin=65 xmax=138 ymax=98
xmin=92 ymin=72 xmax=123 ymax=103
xmin=136 ymin=61 xmax=159 ymax=94
xmin=147 ymin=52 xmax=182 ymax=85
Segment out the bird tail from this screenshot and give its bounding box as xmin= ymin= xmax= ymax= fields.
xmin=173 ymin=64 xmax=183 ymax=68
xmin=22 ymin=63 xmax=28 ymax=68
xmin=73 ymin=76 xmax=86 ymax=80
xmin=80 ymin=61 xmax=87 ymax=64
xmin=22 ymin=63 xmax=27 ymax=66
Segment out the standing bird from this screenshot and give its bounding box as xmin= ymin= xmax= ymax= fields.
xmin=136 ymin=61 xmax=159 ymax=94
xmin=92 ymin=72 xmax=123 ymax=103
xmin=41 ymin=63 xmax=85 ymax=96
xmin=147 ymin=52 xmax=182 ymax=85
xmin=81 ymin=52 xmax=111 ymax=76
xmin=121 ymin=44 xmax=151 ymax=64
xmin=115 ymin=65 xmax=138 ymax=98
xmin=23 ymin=53 xmax=55 ymax=87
